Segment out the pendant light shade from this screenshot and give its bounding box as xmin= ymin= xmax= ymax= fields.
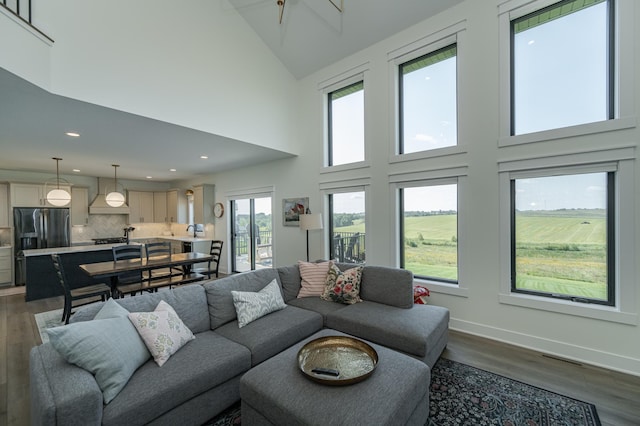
xmin=106 ymin=164 xmax=125 ymax=207
xmin=46 ymin=157 xmax=71 ymax=207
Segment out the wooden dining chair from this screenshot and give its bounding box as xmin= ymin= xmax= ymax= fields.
xmin=194 ymin=240 xmax=223 ymax=279
xmin=51 ymin=254 xmax=111 ymax=324
xmin=112 ymin=245 xmax=147 ymax=297
xmin=145 ymin=241 xmax=182 ymax=280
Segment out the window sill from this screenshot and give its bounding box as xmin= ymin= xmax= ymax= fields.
xmin=499 ymin=117 xmax=637 ymax=147
xmin=320 ymin=161 xmax=370 ymax=174
xmin=390 ymin=145 xmax=467 ymax=164
xmin=414 ymin=278 xmax=468 ymax=298
xmin=499 ymin=293 xmax=637 ymax=325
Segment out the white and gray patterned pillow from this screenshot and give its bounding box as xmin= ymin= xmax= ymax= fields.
xmin=231 ymin=279 xmax=287 ymax=328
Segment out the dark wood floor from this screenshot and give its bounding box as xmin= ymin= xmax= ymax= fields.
xmin=1 ymin=291 xmax=639 ymax=425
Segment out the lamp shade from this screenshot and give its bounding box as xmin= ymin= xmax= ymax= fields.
xmin=105 ymin=191 xmax=125 ymax=207
xmin=46 ymin=188 xmax=71 ymax=207
xmin=299 ymin=213 xmax=323 ymax=231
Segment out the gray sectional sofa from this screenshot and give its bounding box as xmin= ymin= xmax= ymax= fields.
xmin=29 ymin=263 xmax=450 ymax=425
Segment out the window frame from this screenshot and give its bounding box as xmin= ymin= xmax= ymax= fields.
xmin=327 ymin=80 xmax=365 ymax=167
xmin=398 ymin=43 xmax=458 ymax=155
xmin=398 ymin=179 xmax=459 ymax=284
xmin=387 ymin=20 xmax=467 ymax=163
xmin=497 ymin=148 xmax=637 ymax=325
xmin=323 ymin=186 xmax=368 ymax=265
xmin=509 ymin=0 xmax=615 ymax=136
xmin=509 ymin=169 xmax=615 ymax=306
xmin=498 ymin=0 xmax=636 ymax=147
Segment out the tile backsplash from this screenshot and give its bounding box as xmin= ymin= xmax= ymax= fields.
xmin=70 ymin=215 xmax=211 ymax=243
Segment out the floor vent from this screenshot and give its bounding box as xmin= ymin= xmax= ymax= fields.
xmin=542 ymin=354 xmax=583 ymax=366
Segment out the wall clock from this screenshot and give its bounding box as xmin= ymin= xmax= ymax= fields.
xmin=214 ymin=202 xmax=224 ymax=218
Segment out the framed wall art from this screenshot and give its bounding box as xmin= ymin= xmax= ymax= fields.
xmin=282 ymin=197 xmax=309 ymax=226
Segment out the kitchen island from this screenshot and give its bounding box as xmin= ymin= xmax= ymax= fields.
xmin=22 ymin=236 xmax=213 ymax=301
xmin=23 ymin=243 xmax=127 ymax=301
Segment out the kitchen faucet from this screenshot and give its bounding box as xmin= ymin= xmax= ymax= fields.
xmin=123 ymin=226 xmax=135 ymax=244
xmin=186 ymin=225 xmax=196 ymax=238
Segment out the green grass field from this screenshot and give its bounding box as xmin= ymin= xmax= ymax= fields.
xmin=336 ymin=210 xmax=608 ymax=299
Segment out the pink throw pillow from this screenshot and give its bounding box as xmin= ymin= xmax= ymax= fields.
xmin=297 ymin=260 xmax=331 ymax=298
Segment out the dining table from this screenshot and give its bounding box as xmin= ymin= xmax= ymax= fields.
xmin=79 ymin=251 xmax=214 ymax=298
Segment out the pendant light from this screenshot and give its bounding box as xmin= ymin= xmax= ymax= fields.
xmin=105 ymin=164 xmax=125 ymax=207
xmin=45 ymin=157 xmax=71 ymax=207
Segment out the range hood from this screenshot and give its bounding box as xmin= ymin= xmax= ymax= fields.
xmin=89 ymin=178 xmax=130 ymax=214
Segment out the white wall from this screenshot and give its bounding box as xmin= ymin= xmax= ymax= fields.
xmin=8 ymin=0 xmax=299 ymax=154
xmin=207 ymin=0 xmax=640 ymax=376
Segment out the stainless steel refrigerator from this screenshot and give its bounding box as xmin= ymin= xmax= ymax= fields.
xmin=13 ymin=207 xmax=70 ymax=285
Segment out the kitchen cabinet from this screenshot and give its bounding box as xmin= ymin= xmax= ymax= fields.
xmin=193 ymin=184 xmax=215 ymax=225
xmin=0 ymin=183 xmax=8 ymax=227
xmin=154 ymin=192 xmax=168 ymax=223
xmin=166 ymin=189 xmax=187 ymax=223
xmin=0 ymin=246 xmax=12 ymax=285
xmin=10 ymin=183 xmax=72 ymax=207
xmin=71 ymin=187 xmax=89 ymax=226
xmin=128 ymin=191 xmax=155 ymax=223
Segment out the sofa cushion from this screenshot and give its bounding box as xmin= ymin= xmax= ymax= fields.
xmin=277 ymin=264 xmax=302 ymax=302
xmin=321 ymin=263 xmax=363 ymax=304
xmin=359 ymin=266 xmax=414 ymax=308
xmin=297 ymin=260 xmax=331 ymax=298
xmin=325 ymin=301 xmax=449 ymax=359
xmin=70 ymin=284 xmax=211 ymax=334
xmin=128 ymin=301 xmax=196 ymax=366
xmin=46 ymin=315 xmax=150 ymax=404
xmin=286 ymin=297 xmax=348 ymax=324
xmin=232 ymin=279 xmax=287 ymax=328
xmin=204 ymin=269 xmax=281 ymax=329
xmin=102 ymin=330 xmax=251 ymax=426
xmin=215 ymin=305 xmax=323 ymax=366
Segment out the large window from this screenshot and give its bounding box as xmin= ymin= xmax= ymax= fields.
xmin=511 ymin=0 xmax=613 ymax=135
xmin=400 ymin=183 xmax=458 ymax=282
xmin=328 ymin=81 xmax=364 ymax=166
xmin=511 ymin=171 xmax=614 ymax=305
xmin=328 ymin=191 xmax=365 ymax=264
xmin=399 ymin=44 xmax=457 ymax=154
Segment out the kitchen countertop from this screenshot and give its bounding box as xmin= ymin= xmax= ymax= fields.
xmin=22 ymin=236 xmax=213 ymax=257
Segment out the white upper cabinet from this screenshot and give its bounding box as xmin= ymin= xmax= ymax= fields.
xmin=0 ymin=184 xmax=8 ymax=227
xmin=71 ymin=187 xmax=89 ymax=226
xmin=128 ymin=191 xmax=155 ymax=223
xmin=167 ymin=189 xmax=187 ymax=224
xmin=10 ymin=183 xmax=72 ymax=208
xmin=193 ymin=184 xmax=215 ymax=225
xmin=153 ymin=192 xmax=168 ymax=223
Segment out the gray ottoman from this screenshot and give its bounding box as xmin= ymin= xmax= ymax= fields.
xmin=240 ymin=329 xmax=430 ymax=426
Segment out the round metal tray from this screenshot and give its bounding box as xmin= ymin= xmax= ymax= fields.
xmin=297 ymin=336 xmax=378 ymax=386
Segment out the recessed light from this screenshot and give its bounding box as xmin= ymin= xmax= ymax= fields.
xmin=200 ymin=155 xmax=208 ymax=159
xmin=146 ymin=176 xmax=153 ymax=179
xmin=169 ymin=168 xmax=177 ymax=172
xmin=72 ymin=169 xmax=81 ymax=173
xmin=65 ymin=132 xmax=80 ymax=137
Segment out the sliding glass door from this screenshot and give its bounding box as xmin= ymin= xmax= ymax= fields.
xmin=231 ymin=196 xmax=272 ymax=272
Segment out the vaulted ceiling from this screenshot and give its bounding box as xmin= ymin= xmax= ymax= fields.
xmin=0 ymin=0 xmax=463 ymax=181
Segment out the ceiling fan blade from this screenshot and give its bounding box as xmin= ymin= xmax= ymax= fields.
xmin=328 ymin=0 xmax=343 ymax=12
xmin=278 ymin=0 xmax=286 ymax=24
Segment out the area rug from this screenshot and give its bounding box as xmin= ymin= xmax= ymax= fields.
xmin=34 ymin=308 xmax=64 ymax=344
xmin=203 ymin=358 xmax=600 ymax=426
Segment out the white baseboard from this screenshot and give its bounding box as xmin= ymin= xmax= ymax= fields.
xmin=450 ymin=318 xmax=640 ymax=378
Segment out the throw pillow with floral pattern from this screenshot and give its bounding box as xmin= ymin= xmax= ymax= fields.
xmin=321 ymin=262 xmax=364 ymax=304
xmin=128 ymin=300 xmax=195 ymax=367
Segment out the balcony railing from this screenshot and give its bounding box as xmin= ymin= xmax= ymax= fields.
xmin=333 ymin=232 xmax=365 ymax=264
xmin=1 ymin=0 xmax=53 ymax=42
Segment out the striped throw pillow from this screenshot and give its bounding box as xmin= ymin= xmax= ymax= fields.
xmin=297 ymin=260 xmax=331 ymax=298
